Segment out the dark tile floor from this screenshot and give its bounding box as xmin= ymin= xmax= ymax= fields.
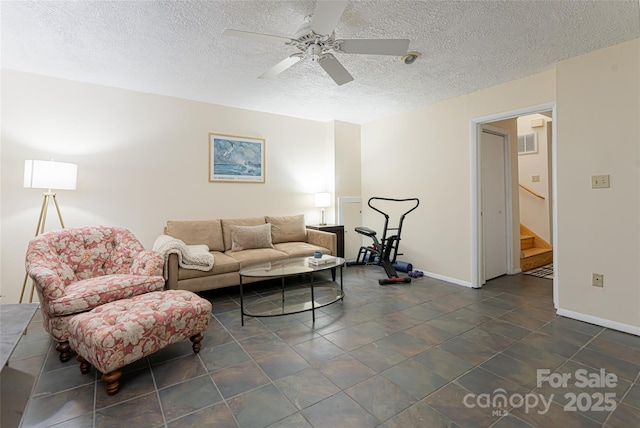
xmin=9 ymin=266 xmax=640 ymax=427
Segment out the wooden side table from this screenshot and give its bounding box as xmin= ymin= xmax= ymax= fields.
xmin=307 ymin=224 xmax=345 ymax=258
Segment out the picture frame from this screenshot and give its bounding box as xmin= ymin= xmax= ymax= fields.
xmin=209 ymin=133 xmax=265 ymax=183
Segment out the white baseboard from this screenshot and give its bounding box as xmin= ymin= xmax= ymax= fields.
xmin=413 ymin=269 xmax=638 ymax=336
xmin=418 ymin=269 xmax=473 ymax=288
xmin=556 ymin=308 xmax=640 ymax=336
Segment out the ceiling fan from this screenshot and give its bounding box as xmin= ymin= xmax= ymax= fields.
xmin=222 ymin=0 xmax=410 ymax=86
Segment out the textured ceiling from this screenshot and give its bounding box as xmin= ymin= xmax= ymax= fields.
xmin=2 ymin=1 xmax=639 ymax=124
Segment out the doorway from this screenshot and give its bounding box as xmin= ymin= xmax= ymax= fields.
xmin=471 ymin=102 xmax=558 ymax=307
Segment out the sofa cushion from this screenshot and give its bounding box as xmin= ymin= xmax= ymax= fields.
xmin=273 ymin=242 xmax=332 ymax=258
xmin=225 ymin=248 xmax=289 ymax=269
xmin=166 ymin=220 xmax=224 ymax=252
xmin=266 ymin=214 xmax=307 ymax=244
xmin=221 ymin=217 xmax=266 ymax=251
xmin=178 ymin=252 xmax=239 ymax=280
xmin=230 ymin=223 xmax=273 ymax=251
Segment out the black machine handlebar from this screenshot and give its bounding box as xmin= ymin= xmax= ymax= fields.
xmin=367 ymin=197 xmax=420 ymax=219
xmin=368 ymin=197 xmax=419 ymax=253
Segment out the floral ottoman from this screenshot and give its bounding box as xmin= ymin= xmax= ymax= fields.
xmin=68 ymin=290 xmax=211 ymax=395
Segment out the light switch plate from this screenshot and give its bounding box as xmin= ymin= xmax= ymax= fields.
xmin=591 ymin=175 xmax=610 ymax=189
xmin=532 ymin=175 xmax=540 ymax=182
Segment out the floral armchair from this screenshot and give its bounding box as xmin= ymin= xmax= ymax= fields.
xmin=25 ymin=226 xmax=165 ymax=362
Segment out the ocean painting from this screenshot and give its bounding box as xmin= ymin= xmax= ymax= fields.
xmin=209 ymin=134 xmax=265 ymax=183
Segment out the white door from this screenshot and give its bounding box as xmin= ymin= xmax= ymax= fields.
xmin=338 ymin=198 xmax=363 ymax=261
xmin=481 ymin=129 xmax=508 ymax=280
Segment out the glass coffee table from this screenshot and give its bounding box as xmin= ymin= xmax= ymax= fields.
xmin=239 ymin=256 xmax=345 ymax=325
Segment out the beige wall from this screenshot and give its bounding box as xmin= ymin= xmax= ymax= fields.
xmin=517 ymin=114 xmax=552 ymax=243
xmin=361 ymin=70 xmax=556 ymax=285
xmin=556 ymin=38 xmax=639 ymax=329
xmin=0 ymin=70 xmax=337 ymax=303
xmin=360 ymin=38 xmax=639 ymax=331
xmin=334 ymin=121 xmax=361 ymax=200
xmin=2 ymin=38 xmax=638 ymax=332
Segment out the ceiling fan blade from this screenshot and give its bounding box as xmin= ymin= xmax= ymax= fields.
xmin=311 ymin=0 xmax=348 ymax=36
xmin=318 ymin=54 xmax=354 ymax=86
xmin=258 ymin=55 xmax=302 ymax=79
xmin=337 ymin=39 xmax=410 ymax=55
xmin=222 ymin=29 xmax=293 ymax=45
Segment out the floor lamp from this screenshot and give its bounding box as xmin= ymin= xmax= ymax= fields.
xmin=20 ymin=160 xmax=78 ymax=303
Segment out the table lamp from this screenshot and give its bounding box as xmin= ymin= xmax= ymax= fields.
xmin=314 ymin=192 xmax=331 ymax=226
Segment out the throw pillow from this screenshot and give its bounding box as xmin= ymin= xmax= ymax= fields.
xmin=221 ymin=217 xmax=266 ymax=251
xmin=266 ymin=214 xmax=307 ymax=244
xmin=230 ymin=223 xmax=274 ymax=251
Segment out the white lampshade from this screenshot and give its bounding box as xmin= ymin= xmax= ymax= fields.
xmin=24 ymin=160 xmax=77 ymax=190
xmin=314 ymin=192 xmax=331 ymax=208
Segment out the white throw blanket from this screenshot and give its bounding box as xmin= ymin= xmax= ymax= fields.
xmin=153 ymin=235 xmax=214 ymax=279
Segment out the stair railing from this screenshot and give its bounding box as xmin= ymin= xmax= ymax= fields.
xmin=519 ymin=183 xmax=545 ymax=200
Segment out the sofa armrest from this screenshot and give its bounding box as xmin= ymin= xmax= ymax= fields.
xmin=165 ymin=253 xmax=180 ymax=289
xmin=306 ymin=228 xmax=337 ymax=256
xmin=130 ymin=250 xmax=164 ymax=277
xmin=28 ymin=266 xmax=65 ymax=301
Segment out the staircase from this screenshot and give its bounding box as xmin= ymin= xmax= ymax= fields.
xmin=520 ymin=224 xmax=553 ymax=271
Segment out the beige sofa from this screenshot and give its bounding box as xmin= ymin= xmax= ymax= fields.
xmin=163 ymin=214 xmax=337 ymax=292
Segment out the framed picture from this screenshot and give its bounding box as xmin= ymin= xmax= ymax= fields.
xmin=209 ymin=133 xmax=265 ymax=183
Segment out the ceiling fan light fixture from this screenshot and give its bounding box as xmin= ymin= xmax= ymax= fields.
xmin=223 ymin=0 xmax=412 ymax=86
xmin=401 ymin=51 xmax=422 ymax=65
xmin=307 ymin=43 xmax=323 ymax=61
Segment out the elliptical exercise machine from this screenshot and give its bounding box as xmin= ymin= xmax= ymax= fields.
xmin=348 ymin=197 xmax=420 ymax=285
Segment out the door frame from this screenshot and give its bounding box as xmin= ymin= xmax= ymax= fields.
xmin=480 ymin=124 xmax=513 ymax=283
xmin=470 ymin=102 xmax=558 ymax=307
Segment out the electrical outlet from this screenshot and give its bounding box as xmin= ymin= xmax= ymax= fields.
xmin=592 ymin=273 xmax=604 ymax=288
xmin=591 ymin=175 xmax=610 ymax=189
xmin=532 ymin=175 xmax=540 ymax=182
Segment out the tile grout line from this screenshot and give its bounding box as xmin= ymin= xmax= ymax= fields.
xmin=17 ymin=269 xmax=640 ymax=428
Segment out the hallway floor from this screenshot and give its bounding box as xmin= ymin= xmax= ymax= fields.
xmin=9 ymin=266 xmax=640 ymax=427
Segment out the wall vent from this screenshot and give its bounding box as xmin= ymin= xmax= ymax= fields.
xmin=517 ymin=133 xmax=537 ymax=155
